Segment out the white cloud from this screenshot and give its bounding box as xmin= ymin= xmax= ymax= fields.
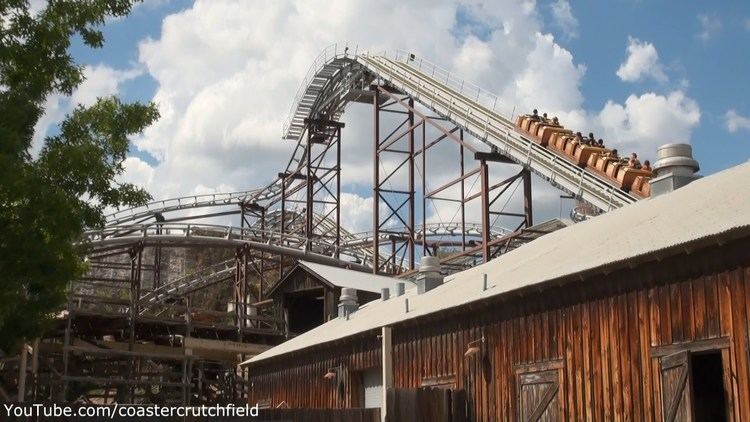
xmin=120 ymin=156 xmax=155 ymax=188
xmin=124 ymin=0 xmax=702 ymax=232
xmin=550 ymin=0 xmax=579 ymax=40
xmin=28 ymin=0 xmax=47 ymax=15
xmin=131 ymin=0 xmax=563 ymax=207
xmin=725 ymin=109 xmax=750 ymax=133
xmin=32 ymin=64 xmax=141 ymax=155
xmin=596 ymin=91 xmax=701 ymax=156
xmin=616 ymin=37 xmax=667 ymax=83
xmin=697 ymin=14 xmax=721 ymax=42
xmin=72 ymin=65 xmax=142 ymax=107
xmin=337 ymin=193 xmax=374 ymax=234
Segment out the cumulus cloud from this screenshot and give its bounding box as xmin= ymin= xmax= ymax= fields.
xmin=119 ymin=156 xmax=155 ymax=188
xmin=72 ymin=65 xmax=142 ymax=107
xmin=32 ymin=64 xmax=142 ymax=155
xmin=616 ymin=37 xmax=667 ymax=83
xmin=122 ymin=0 xmax=701 ymax=233
xmin=550 ymin=0 xmax=579 ymax=40
xmin=337 ymin=193 xmax=374 ymax=234
xmin=725 ymin=110 xmax=750 ymax=133
xmin=596 ymin=91 xmax=700 ymax=155
xmin=696 ymin=14 xmax=721 ymax=42
xmin=130 ymin=0 xmax=563 ymax=211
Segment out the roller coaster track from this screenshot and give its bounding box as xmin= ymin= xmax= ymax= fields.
xmin=280 ymin=46 xmax=638 ymax=212
xmin=361 ymin=52 xmax=637 ymax=211
xmin=88 ymin=44 xmax=639 ymax=311
xmin=94 ymin=44 xmax=640 ymax=302
xmin=98 ymin=219 xmax=509 ymax=308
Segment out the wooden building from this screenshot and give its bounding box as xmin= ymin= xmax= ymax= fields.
xmin=268 ymin=261 xmax=414 ymax=335
xmin=243 ymin=163 xmax=750 ymax=421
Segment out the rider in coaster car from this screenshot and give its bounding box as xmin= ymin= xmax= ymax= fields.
xmin=627 ymin=153 xmax=642 ymax=169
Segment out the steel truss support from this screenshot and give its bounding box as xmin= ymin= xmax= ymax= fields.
xmin=303 ymin=117 xmax=343 ymax=255
xmin=276 ymin=117 xmax=343 ymax=276
xmin=372 ymin=83 xmax=534 ymax=269
xmin=240 ymin=202 xmax=267 ymax=300
xmin=153 ymin=213 xmax=165 ymax=290
xmin=372 ymin=86 xmax=417 ymax=274
xmin=234 ymin=244 xmax=250 ymax=342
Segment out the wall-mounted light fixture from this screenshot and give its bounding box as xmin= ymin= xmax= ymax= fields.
xmin=323 ymin=367 xmax=339 ymax=380
xmin=464 ymin=337 xmax=485 ymax=358
xmin=323 ymin=365 xmax=345 ymax=400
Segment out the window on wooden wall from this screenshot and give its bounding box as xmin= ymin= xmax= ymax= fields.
xmin=660 ymin=350 xmax=728 ymax=422
xmin=515 ymin=360 xmax=563 ymax=422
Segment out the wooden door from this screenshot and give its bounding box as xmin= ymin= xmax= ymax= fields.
xmin=660 ymin=350 xmax=695 ymax=422
xmin=517 ymin=369 xmax=561 ymax=422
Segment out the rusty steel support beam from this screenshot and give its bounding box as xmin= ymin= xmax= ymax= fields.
xmin=372 ymin=86 xmax=416 ymax=274
xmin=523 ymin=168 xmax=533 ymax=227
xmin=234 ymin=244 xmax=249 ymax=342
xmin=303 ymin=117 xmax=343 ymax=255
xmin=407 ymin=98 xmax=415 ymax=271
xmin=460 ymin=130 xmax=466 ymax=252
xmin=479 ymin=160 xmax=490 ymax=262
xmin=372 ymin=85 xmax=380 ymax=273
xmin=279 ymin=174 xmax=286 ymax=279
xmin=239 ymin=202 xmax=267 ymax=300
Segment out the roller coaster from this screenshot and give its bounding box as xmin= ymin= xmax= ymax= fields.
xmin=2 ymin=44 xmax=658 ymax=405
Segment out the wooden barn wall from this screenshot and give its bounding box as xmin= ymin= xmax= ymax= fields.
xmin=248 ymin=236 xmax=750 ymax=420
xmin=249 ymin=334 xmax=381 ymax=409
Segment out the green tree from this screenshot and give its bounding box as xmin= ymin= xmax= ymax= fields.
xmin=0 ymin=0 xmax=158 ymax=352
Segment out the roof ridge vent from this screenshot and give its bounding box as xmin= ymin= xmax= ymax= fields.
xmin=338 ymin=287 xmax=358 ymax=318
xmin=651 ymin=143 xmax=700 ymax=197
xmin=416 ymin=256 xmax=443 ymax=294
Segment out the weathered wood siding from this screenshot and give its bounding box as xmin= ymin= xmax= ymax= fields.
xmin=249 ymin=237 xmax=750 ymax=421
xmin=250 ymin=335 xmax=381 ymax=409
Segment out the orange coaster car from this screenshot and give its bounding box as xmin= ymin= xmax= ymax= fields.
xmin=538 ymin=127 xmax=571 ymax=147
xmin=574 ymin=146 xmax=606 ymax=167
xmin=616 ymin=167 xmax=653 ymax=191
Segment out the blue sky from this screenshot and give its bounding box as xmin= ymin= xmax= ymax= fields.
xmin=69 ymin=0 xmax=750 ymax=174
xmin=538 ymin=0 xmax=750 ymax=174
xmin=52 ymin=0 xmax=750 ymax=229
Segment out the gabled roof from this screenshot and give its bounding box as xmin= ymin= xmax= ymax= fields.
xmin=267 ymin=260 xmax=415 ymax=297
xmin=244 ymin=162 xmax=750 ymax=366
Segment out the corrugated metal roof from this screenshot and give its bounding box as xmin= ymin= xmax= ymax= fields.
xmin=244 ymin=162 xmax=750 ymax=366
xmin=297 ymin=261 xmax=415 ymax=294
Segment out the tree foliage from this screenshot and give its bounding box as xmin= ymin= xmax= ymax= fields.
xmin=0 ymin=0 xmax=158 ymax=352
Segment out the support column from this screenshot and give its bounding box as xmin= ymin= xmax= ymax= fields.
xmin=372 ymin=85 xmax=380 ymax=273
xmin=479 ymin=160 xmax=490 ymax=263
xmin=234 ymin=245 xmax=249 ymax=342
xmin=460 ymin=130 xmax=466 ymax=252
xmin=279 ymin=174 xmax=286 ymax=279
xmin=522 ymin=168 xmax=533 ymax=227
xmin=422 ymin=121 xmax=427 ymax=258
xmin=381 ymin=326 xmax=393 ymax=422
xmin=407 ymin=99 xmax=415 ymax=271
xmin=305 ymin=126 xmax=314 ymax=252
